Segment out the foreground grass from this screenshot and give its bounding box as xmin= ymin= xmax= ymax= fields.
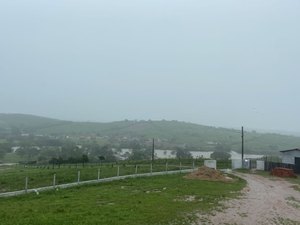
xmin=0 ymin=173 xmax=245 ymax=225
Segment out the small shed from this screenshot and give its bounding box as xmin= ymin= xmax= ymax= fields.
xmin=280 ymin=148 xmax=300 ymax=173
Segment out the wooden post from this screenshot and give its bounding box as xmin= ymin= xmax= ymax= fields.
xmin=135 ymin=165 xmax=138 ymax=174
xmin=165 ymin=162 xmax=168 ymax=173
xmin=150 ymin=163 xmax=153 ymax=174
xmin=180 ymin=162 xmax=182 ymax=173
xmin=117 ymin=166 xmax=120 ymax=177
xmin=192 ymin=160 xmax=195 ymax=170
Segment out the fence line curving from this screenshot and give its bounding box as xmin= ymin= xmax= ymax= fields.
xmin=0 ymin=168 xmax=195 ymax=198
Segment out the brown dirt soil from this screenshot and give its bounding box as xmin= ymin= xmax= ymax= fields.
xmin=197 ymin=172 xmax=300 ymax=225
xmin=184 ymin=166 xmax=232 ymax=182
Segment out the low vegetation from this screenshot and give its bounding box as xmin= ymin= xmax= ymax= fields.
xmin=0 ymin=173 xmax=246 ymax=225
xmin=1 ymin=114 xmax=300 ymax=160
xmin=237 ymin=169 xmax=300 ymax=192
xmin=0 ymin=159 xmax=231 ymax=193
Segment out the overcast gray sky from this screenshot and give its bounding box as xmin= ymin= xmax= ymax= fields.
xmin=0 ymin=0 xmax=300 ymax=132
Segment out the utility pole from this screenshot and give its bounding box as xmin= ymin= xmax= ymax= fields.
xmin=152 ymin=138 xmax=155 ymax=163
xmin=241 ymin=126 xmax=244 ymax=162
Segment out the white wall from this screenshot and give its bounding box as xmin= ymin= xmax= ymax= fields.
xmin=204 ymin=160 xmax=216 ymax=169
xmin=281 ymin=151 xmax=300 ymax=164
xmin=230 ymin=151 xmax=264 ymax=160
xmin=154 ymin=150 xmax=212 ymax=159
xmin=232 ymin=159 xmax=242 ymax=169
xmin=256 ymin=160 xmax=265 ymax=170
xmin=154 ymin=150 xmax=176 ymax=159
xmin=189 ymin=151 xmax=213 ymax=159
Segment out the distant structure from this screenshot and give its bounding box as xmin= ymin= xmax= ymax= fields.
xmin=280 ymin=148 xmax=300 ymax=173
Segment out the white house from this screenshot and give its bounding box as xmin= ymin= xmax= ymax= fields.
xmin=154 ymin=150 xmax=176 ymax=159
xmin=280 ymin=148 xmax=300 ymax=173
xmin=280 ymin=148 xmax=300 ymax=164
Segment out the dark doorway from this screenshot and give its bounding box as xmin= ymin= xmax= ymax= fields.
xmin=295 ymin=157 xmax=300 ymax=174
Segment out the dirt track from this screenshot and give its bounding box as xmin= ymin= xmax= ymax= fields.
xmin=198 ymin=172 xmax=300 ymax=225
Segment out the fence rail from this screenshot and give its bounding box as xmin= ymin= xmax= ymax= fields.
xmin=0 ymin=168 xmax=195 ymax=198
xmin=264 ymin=161 xmax=296 ymax=172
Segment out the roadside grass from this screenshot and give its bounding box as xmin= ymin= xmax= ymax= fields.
xmin=0 ymin=173 xmax=246 ymax=225
xmin=274 ymin=217 xmax=300 ymax=225
xmin=235 ymin=169 xmax=300 ymax=191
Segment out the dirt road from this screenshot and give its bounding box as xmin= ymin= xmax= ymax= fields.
xmin=198 ymin=172 xmax=300 ymax=225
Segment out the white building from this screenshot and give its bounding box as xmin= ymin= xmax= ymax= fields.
xmin=280 ymin=148 xmax=300 ymax=174
xmin=154 ymin=150 xmax=176 ymax=159
xmin=229 ymin=151 xmax=264 ymax=160
xmin=189 ymin=151 xmax=213 ymax=159
xmin=280 ymin=148 xmax=300 ymax=164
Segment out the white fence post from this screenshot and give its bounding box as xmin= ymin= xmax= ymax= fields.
xmin=192 ymin=160 xmax=195 ymax=170
xmin=77 ymin=171 xmax=80 ymax=183
xmin=0 ymin=164 xmax=208 ymax=197
xmin=53 ymin=174 xmax=56 ymax=188
xmin=25 ymin=176 xmax=28 ymax=193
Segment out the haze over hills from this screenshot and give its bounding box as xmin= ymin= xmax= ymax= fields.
xmin=1 ymin=113 xmax=300 ymax=155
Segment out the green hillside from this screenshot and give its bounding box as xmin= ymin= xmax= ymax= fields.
xmin=1 ymin=114 xmax=300 ymax=154
xmin=0 ymin=113 xmax=69 ymax=134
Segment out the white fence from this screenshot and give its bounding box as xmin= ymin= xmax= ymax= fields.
xmin=0 ymin=168 xmax=195 ymax=198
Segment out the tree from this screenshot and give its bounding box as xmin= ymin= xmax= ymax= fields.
xmin=214 ymin=143 xmax=231 ymax=152
xmin=61 ymin=144 xmax=83 ymax=160
xmin=81 ymin=154 xmax=89 ymax=167
xmin=98 ymin=155 xmax=105 ymax=167
xmin=128 ymin=149 xmax=150 ymax=161
xmin=0 ymin=149 xmax=5 ymax=160
xmin=211 ymin=151 xmax=230 ymax=160
xmin=176 ymin=148 xmax=192 ymax=159
xmin=90 ymin=145 xmax=116 ymax=162
xmin=16 ymin=147 xmax=39 ymax=161
xmin=211 ymin=143 xmax=231 ymax=160
xmin=49 ymin=157 xmax=58 ymax=169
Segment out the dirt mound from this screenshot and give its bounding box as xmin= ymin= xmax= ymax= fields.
xmin=184 ymin=166 xmax=231 ymax=182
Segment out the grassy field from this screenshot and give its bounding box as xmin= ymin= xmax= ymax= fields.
xmin=0 ymin=160 xmax=232 ymax=193
xmin=0 ymin=173 xmax=246 ymax=225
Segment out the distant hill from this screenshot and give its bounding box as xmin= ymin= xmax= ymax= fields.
xmin=0 ymin=113 xmax=70 ymax=133
xmin=1 ymin=113 xmax=300 ymax=154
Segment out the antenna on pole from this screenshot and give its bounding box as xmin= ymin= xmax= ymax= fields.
xmin=241 ymin=126 xmax=244 ymax=162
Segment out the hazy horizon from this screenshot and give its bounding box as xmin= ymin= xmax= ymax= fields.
xmin=2 ymin=112 xmax=300 ymax=137
xmin=1 ymin=0 xmax=300 ymax=133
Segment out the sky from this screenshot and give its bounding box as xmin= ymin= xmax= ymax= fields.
xmin=0 ymin=0 xmax=300 ymax=133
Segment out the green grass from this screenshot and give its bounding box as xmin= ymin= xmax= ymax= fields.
xmin=0 ymin=174 xmax=246 ymax=225
xmin=0 ymin=162 xmax=191 ymax=192
xmin=0 ymin=160 xmax=231 ymax=193
xmin=2 ymin=152 xmax=22 ymax=163
xmin=2 ymin=113 xmax=300 ymax=154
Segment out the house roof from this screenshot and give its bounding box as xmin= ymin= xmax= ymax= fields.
xmin=280 ymin=148 xmax=300 ymax=153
